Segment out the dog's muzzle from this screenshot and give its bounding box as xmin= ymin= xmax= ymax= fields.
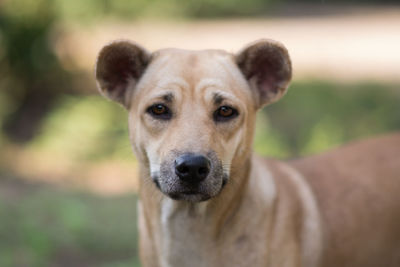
xmin=154 ymin=151 xmax=227 ymax=202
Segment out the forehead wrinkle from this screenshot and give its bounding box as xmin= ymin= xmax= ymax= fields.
xmin=156 ymin=76 xmax=189 ymax=91
xmin=140 ymin=76 xmax=188 ymax=105
xmin=194 ymin=78 xmax=224 ymax=94
xmin=194 ymin=78 xmax=227 ymax=105
xmin=162 ymin=92 xmax=174 ymax=103
xmin=146 ymin=91 xmax=175 ymax=103
xmin=213 ymin=92 xmax=224 ymax=105
xmin=205 ymin=89 xmax=241 ymax=106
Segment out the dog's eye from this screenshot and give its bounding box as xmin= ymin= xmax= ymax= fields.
xmin=147 ymin=104 xmax=171 ymax=120
xmin=214 ymin=106 xmax=238 ymax=122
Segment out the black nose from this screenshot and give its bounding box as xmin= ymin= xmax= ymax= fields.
xmin=175 ymin=154 xmax=211 ymax=183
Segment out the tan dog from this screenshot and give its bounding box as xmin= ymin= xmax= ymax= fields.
xmin=95 ymin=39 xmax=400 ymax=267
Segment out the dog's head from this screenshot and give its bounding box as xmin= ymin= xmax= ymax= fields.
xmin=95 ymin=40 xmax=291 ymax=202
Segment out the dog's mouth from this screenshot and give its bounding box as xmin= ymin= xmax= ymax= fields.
xmin=168 ymin=191 xmax=211 ymax=202
xmin=153 ymin=175 xmax=228 ymax=202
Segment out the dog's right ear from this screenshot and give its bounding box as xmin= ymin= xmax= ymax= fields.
xmin=95 ymin=41 xmax=150 ymax=108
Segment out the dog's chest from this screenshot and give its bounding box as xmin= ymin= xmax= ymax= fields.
xmin=158 ymin=199 xmax=267 ymax=267
xmin=159 ymin=200 xmax=211 ymax=267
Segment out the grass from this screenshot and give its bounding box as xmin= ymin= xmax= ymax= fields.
xmin=0 ymin=172 xmax=140 ymax=267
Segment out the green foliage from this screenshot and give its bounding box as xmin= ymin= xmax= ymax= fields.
xmin=0 ymin=0 xmax=60 ymax=90
xmin=174 ymin=0 xmax=271 ymax=18
xmin=52 ymin=0 xmax=274 ymax=21
xmin=253 ymin=112 xmax=291 ymax=158
xmin=1 ymin=0 xmax=396 ymax=25
xmin=30 ymin=95 xmax=132 ymax=162
xmin=0 ymin=0 xmax=74 ymax=142
xmin=254 ymin=81 xmax=400 ymax=158
xmin=1 ymin=0 xmax=276 ymax=26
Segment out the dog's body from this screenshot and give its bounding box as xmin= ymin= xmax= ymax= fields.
xmin=292 ymin=134 xmax=400 ymax=267
xmin=95 ymin=40 xmax=400 ymax=267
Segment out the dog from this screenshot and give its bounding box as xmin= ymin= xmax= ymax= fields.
xmin=95 ymin=39 xmax=400 ymax=267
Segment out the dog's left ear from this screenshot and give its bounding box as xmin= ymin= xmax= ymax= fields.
xmin=236 ymin=39 xmax=292 ymax=108
xmin=95 ymin=40 xmax=150 ymax=108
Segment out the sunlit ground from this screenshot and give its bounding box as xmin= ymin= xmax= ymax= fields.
xmin=57 ymin=6 xmax=400 ymax=82
xmin=1 ymin=5 xmax=400 ymax=266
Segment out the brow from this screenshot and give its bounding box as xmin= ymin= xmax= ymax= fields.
xmin=162 ymin=92 xmax=174 ymax=103
xmin=213 ymin=92 xmax=225 ymax=105
xmin=149 ymin=89 xmax=175 ymax=103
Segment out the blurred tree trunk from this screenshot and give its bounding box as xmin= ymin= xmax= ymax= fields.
xmin=2 ymin=87 xmax=58 ymax=142
xmin=0 ymin=0 xmax=74 ymax=143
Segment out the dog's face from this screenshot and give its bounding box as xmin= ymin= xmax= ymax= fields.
xmin=95 ymin=40 xmax=291 ymax=202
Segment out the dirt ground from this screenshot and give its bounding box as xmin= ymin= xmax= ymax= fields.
xmin=56 ymin=6 xmax=400 ymax=83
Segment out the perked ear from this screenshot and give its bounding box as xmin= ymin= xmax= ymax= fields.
xmin=95 ymin=40 xmax=150 ymax=108
xmin=236 ymin=39 xmax=292 ymax=108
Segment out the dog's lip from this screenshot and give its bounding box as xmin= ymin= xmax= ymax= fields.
xmin=167 ymin=191 xmax=211 ymax=202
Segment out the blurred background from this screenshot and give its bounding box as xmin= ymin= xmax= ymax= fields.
xmin=0 ymin=0 xmax=399 ymax=266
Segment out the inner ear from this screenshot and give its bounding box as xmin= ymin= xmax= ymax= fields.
xmin=95 ymin=41 xmax=150 ymax=107
xmin=236 ymin=39 xmax=292 ymax=108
